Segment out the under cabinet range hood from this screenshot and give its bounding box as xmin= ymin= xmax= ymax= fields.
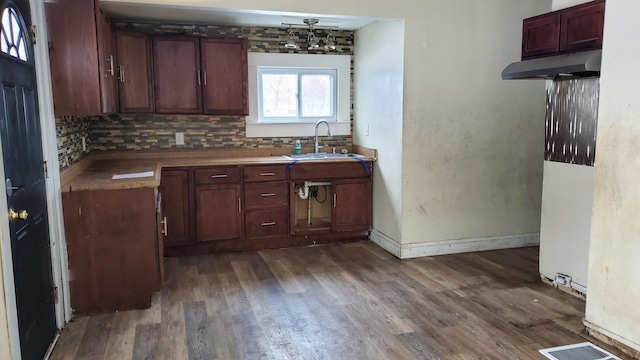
xmin=501 ymin=49 xmax=602 ymax=80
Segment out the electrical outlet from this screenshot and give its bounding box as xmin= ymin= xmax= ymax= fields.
xmin=175 ymin=132 xmax=185 ymax=146
xmin=81 ymin=136 xmax=86 ymax=151
xmin=365 ymin=123 xmax=370 ymax=136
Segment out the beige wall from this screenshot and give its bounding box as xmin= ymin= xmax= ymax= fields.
xmin=585 ymin=0 xmax=640 ymax=352
xmin=354 ymin=20 xmax=405 ymax=242
xmin=0 ymin=243 xmax=12 ymax=360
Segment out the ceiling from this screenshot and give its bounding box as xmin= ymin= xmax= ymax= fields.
xmin=99 ymin=1 xmax=380 ymax=30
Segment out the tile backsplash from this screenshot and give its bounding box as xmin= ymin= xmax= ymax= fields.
xmin=90 ymin=113 xmax=351 ymax=151
xmin=56 ymin=22 xmax=355 ymax=169
xmin=56 ymin=116 xmax=92 ymax=168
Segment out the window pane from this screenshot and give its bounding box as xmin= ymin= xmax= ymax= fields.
xmin=261 ymin=73 xmax=298 ymax=117
xmin=301 ymin=74 xmax=332 ymax=117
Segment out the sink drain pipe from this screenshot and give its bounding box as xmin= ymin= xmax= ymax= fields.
xmin=296 ymin=181 xmax=331 ymax=225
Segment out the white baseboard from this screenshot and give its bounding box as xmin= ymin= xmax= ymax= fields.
xmin=583 ymin=319 xmax=640 ymax=358
xmin=370 ymin=229 xmax=540 ymax=259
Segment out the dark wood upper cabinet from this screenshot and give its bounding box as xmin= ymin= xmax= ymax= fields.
xmin=95 ymin=5 xmax=118 ymax=114
xmin=153 ymin=36 xmax=202 ymax=114
xmin=559 ymin=1 xmax=605 ymax=52
xmin=46 ymin=0 xmax=116 ymax=116
xmin=521 ymin=0 xmax=605 ymax=60
xmin=522 ymin=13 xmax=561 ymax=59
xmin=115 ymin=30 xmax=154 ymax=113
xmin=201 ymin=39 xmax=249 ymax=115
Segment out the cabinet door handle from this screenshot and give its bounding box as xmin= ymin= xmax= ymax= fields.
xmin=106 ymin=55 xmax=115 ymax=76
xmin=259 ymin=172 xmax=275 ymax=176
xmin=117 ymin=65 xmax=125 ymax=82
xmin=261 ymin=222 xmax=276 ymax=226
xmin=203 ymin=70 xmax=207 ymax=86
xmin=260 ymin=193 xmax=276 ymax=197
xmin=333 ymin=193 xmax=337 ymax=208
xmin=238 ymin=198 xmax=242 ymax=212
xmin=197 ymin=70 xmax=201 ymax=86
xmin=161 ymin=216 xmax=167 ymax=236
xmin=210 ymin=174 xmax=227 ymax=179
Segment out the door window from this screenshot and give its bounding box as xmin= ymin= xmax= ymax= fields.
xmin=1 ymin=6 xmax=28 ymax=61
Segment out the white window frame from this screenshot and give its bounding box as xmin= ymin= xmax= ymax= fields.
xmin=247 ymin=53 xmax=351 ymax=138
xmin=257 ymin=68 xmax=337 ymax=123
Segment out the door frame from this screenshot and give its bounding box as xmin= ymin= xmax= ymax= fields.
xmin=0 ymin=0 xmax=71 ymax=358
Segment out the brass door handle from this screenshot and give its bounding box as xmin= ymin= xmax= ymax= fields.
xmin=8 ymin=209 xmax=28 ymax=221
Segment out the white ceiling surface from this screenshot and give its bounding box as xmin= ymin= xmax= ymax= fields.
xmin=99 ymin=1 xmax=380 ymax=30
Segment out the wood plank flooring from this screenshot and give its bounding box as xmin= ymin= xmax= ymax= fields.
xmin=50 ymin=242 xmax=629 ymax=360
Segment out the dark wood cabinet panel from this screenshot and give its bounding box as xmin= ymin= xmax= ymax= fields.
xmin=45 ymin=0 xmax=102 ymax=115
xmin=194 ymin=167 xmax=242 ymax=185
xmin=559 ymin=0 xmax=605 ymax=52
xmin=160 ymin=170 xmax=191 ymax=245
xmin=201 ymin=39 xmax=248 ymax=115
xmin=62 ymin=188 xmax=163 ymax=314
xmin=115 ymin=30 xmax=154 ymax=113
xmin=332 ymin=179 xmax=372 ymax=232
xmin=244 ymin=165 xmax=287 ymax=182
xmin=244 ymin=181 xmax=288 ymax=210
xmin=289 ymin=161 xmax=372 ymax=180
xmin=521 ymin=13 xmax=561 ymax=59
xmin=245 ymin=209 xmax=288 ymax=238
xmin=153 ymin=36 xmax=202 ymax=114
xmin=521 ymin=0 xmax=605 ymax=59
xmin=195 ymin=184 xmax=242 ymax=241
xmin=95 ymin=5 xmax=118 ymax=114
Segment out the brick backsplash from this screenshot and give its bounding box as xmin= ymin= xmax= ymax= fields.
xmin=56 ymin=22 xmax=355 ymax=168
xmin=56 ymin=116 xmax=92 ymax=169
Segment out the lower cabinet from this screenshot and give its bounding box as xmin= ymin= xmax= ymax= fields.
xmin=160 ymin=169 xmax=191 ymax=245
xmin=61 ymin=187 xmax=163 ymax=314
xmin=195 ymin=184 xmax=242 ymax=241
xmin=161 ymin=161 xmax=372 ymax=254
xmin=333 ymin=178 xmax=373 ymax=232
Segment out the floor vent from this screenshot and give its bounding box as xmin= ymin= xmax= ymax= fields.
xmin=539 ymin=342 xmax=621 ymax=360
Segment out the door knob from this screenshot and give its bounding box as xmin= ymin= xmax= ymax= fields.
xmin=8 ymin=209 xmax=28 ymax=222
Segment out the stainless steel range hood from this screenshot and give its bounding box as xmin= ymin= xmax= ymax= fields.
xmin=501 ymin=49 xmax=602 ymax=80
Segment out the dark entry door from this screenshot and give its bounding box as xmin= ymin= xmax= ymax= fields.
xmin=0 ymin=1 xmax=57 ymax=359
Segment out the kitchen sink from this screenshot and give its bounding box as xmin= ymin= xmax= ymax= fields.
xmin=283 ymin=153 xmax=363 ymax=160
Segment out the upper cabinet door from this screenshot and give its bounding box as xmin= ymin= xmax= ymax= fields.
xmin=153 ymin=36 xmax=202 ymax=114
xmin=95 ymin=5 xmax=118 ymax=114
xmin=559 ymin=0 xmax=605 ymax=52
xmin=45 ymin=0 xmax=102 ymax=116
xmin=201 ymin=39 xmax=248 ymax=116
xmin=115 ymin=30 xmax=154 ymax=113
xmin=521 ymin=12 xmax=561 ymax=59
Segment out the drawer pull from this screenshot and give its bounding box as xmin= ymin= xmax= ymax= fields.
xmin=259 ymin=172 xmax=275 ymax=176
xmin=261 ymin=222 xmax=276 ymax=226
xmin=210 ymin=174 xmax=228 ymax=179
xmin=260 ymin=193 xmax=276 ymax=197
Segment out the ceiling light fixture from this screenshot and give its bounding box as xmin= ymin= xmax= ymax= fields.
xmin=281 ymin=19 xmax=338 ymax=51
xmin=285 ymin=26 xmax=298 ymax=49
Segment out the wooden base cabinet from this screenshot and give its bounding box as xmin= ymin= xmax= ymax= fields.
xmin=332 ymin=178 xmax=372 ymax=232
xmin=160 ymin=170 xmax=191 ymax=246
xmin=61 ymin=188 xmax=163 ymax=314
xmin=195 ymin=184 xmax=242 ymax=241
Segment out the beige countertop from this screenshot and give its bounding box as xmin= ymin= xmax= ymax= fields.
xmin=61 ymin=147 xmax=377 ymax=192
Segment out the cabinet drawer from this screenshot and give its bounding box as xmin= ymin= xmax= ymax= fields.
xmin=245 ymin=209 xmax=288 ymax=238
xmin=244 ymin=182 xmax=288 ymax=209
xmin=244 ymin=165 xmax=287 ymax=182
xmin=289 ymin=161 xmax=372 ymax=180
xmin=194 ymin=167 xmax=241 ymax=184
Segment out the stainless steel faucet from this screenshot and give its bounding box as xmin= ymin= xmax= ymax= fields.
xmin=314 ymin=120 xmax=332 ymax=154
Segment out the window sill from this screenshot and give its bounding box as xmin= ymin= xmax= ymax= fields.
xmin=246 ymin=122 xmax=351 ymax=138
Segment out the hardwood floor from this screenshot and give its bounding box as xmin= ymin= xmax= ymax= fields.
xmin=50 ymin=242 xmax=628 ymax=360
